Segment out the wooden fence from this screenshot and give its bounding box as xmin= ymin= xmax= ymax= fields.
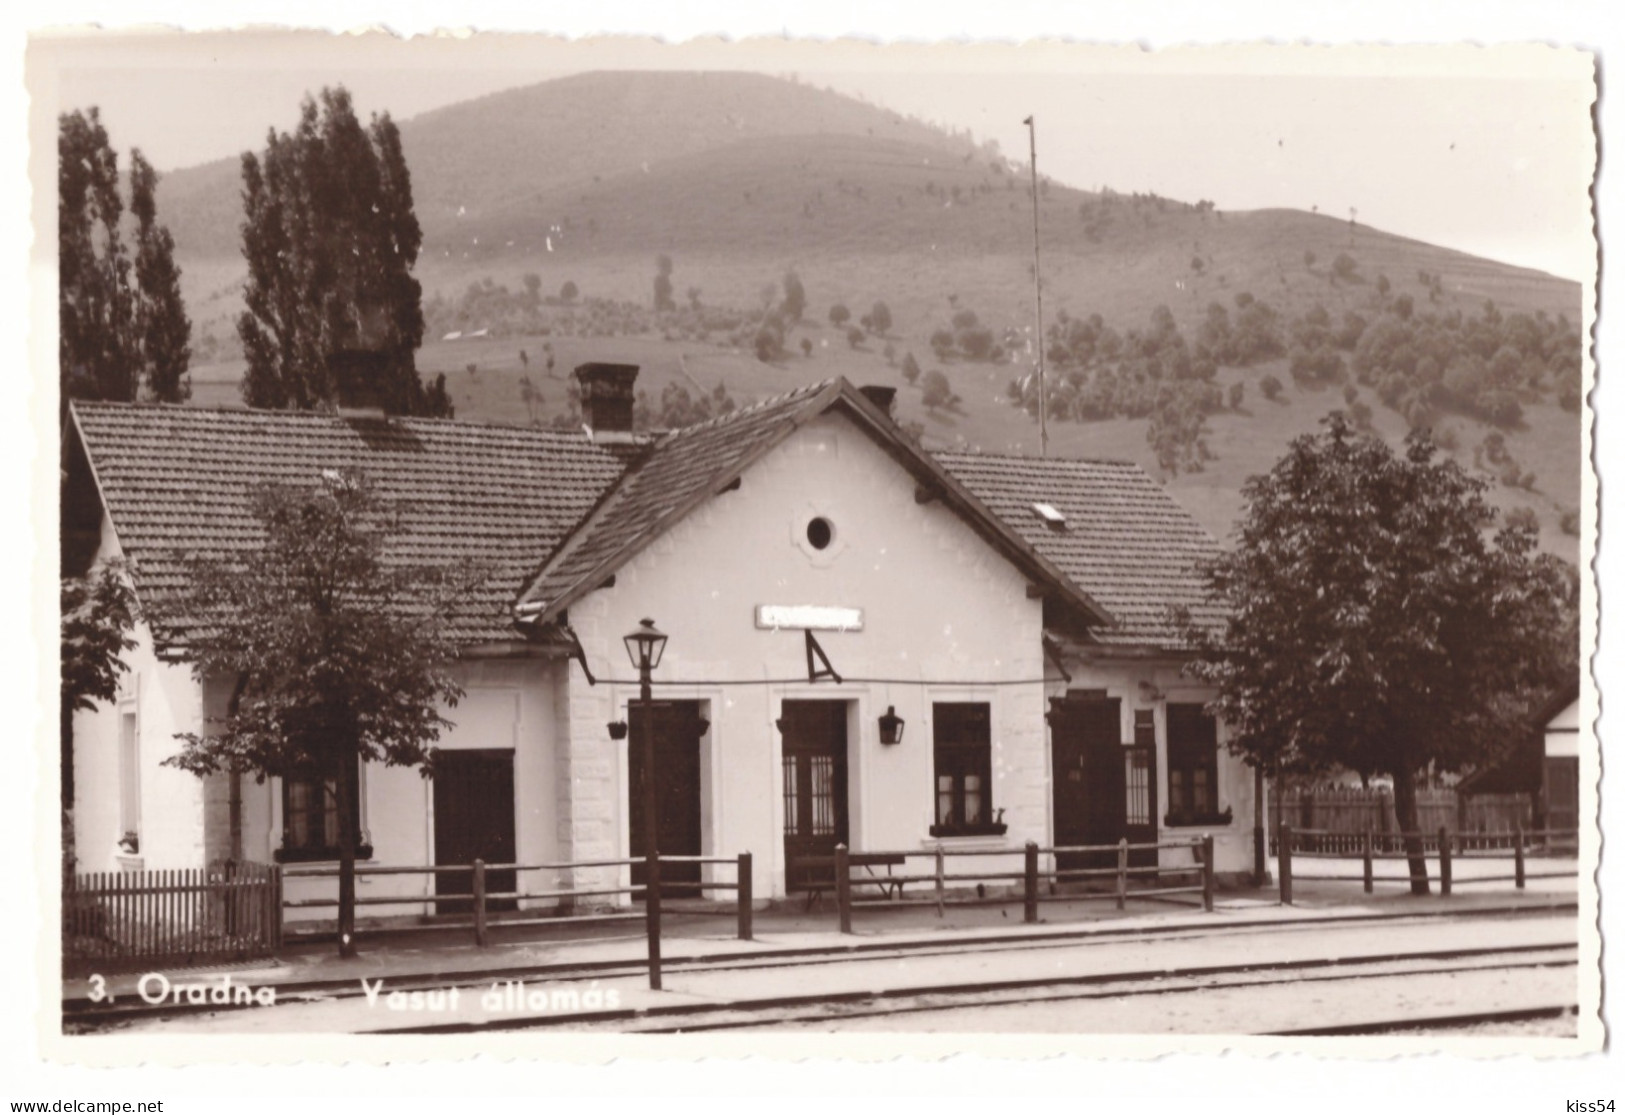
xmin=1269 ymin=787 xmax=1532 ymax=852
xmin=1276 ymin=822 xmax=1579 ymax=903
xmin=823 ymin=837 xmax=1216 ymax=933
xmin=282 ymin=852 xmax=755 ymax=946
xmin=63 ymin=861 xmax=281 ymax=974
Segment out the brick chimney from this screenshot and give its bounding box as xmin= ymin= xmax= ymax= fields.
xmin=575 ymin=363 xmax=639 ymax=435
xmin=858 ymin=384 xmax=897 ymax=416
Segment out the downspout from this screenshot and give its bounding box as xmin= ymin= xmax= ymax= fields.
xmin=225 ymin=673 xmax=249 ymax=864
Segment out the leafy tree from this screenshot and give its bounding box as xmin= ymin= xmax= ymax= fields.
xmin=1259 ymin=374 xmax=1283 ymax=401
xmin=129 ymin=151 xmax=192 ymax=401
xmin=828 ymin=303 xmax=851 ymax=328
xmin=1178 ymin=415 xmax=1574 ymax=891
xmin=59 ymin=109 xmax=190 ymax=405
xmin=560 ymin=280 xmax=579 ymax=303
xmin=868 ymin=300 xmax=893 ymax=336
xmin=781 ymin=270 xmax=806 ymax=323
xmin=653 ymin=255 xmax=675 ymax=312
xmin=901 ymin=352 xmax=922 ymax=384
xmin=920 ymin=369 xmax=957 ymax=412
xmin=238 ymin=87 xmax=444 ymax=416
xmin=157 ymin=472 xmax=477 ymax=956
xmin=61 ymin=561 xmax=138 ymax=812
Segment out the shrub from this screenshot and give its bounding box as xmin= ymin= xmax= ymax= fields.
xmin=1260 ymin=374 xmax=1283 ymax=401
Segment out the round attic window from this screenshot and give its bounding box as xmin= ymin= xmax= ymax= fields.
xmin=806 ymin=517 xmax=834 ymax=550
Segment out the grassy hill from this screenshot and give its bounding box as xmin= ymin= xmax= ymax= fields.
xmin=166 ymin=69 xmax=1584 ymax=561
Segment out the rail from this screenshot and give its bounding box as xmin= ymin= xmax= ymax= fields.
xmin=820 ymin=836 xmax=1216 ymax=934
xmin=1276 ymin=821 xmax=1578 ymax=903
xmin=282 ymin=851 xmax=755 ymax=946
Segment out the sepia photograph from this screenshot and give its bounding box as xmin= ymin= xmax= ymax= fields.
xmin=13 ymin=11 xmax=1608 ymax=1093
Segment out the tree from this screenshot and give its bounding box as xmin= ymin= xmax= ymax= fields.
xmin=59 ymin=108 xmax=135 ymax=404
xmin=59 ymin=108 xmax=190 ymax=405
xmin=901 ymin=352 xmax=922 ymax=384
xmin=237 ymin=87 xmax=445 ymax=416
xmin=129 ymin=151 xmax=192 ymax=402
xmin=560 ymin=280 xmax=579 ymax=303
xmin=1178 ymin=415 xmax=1575 ymax=891
xmin=1259 ymin=374 xmax=1283 ymax=401
xmin=653 ymin=255 xmax=675 ymax=312
xmin=869 ymin=300 xmax=893 ymax=336
xmin=157 ymin=472 xmax=477 ymax=956
xmin=61 ymin=561 xmax=138 ymax=814
xmin=781 ymin=270 xmax=806 ymax=323
xmin=828 ymin=303 xmax=851 ymax=328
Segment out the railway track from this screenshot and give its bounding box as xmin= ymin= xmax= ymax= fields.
xmin=65 ymin=918 xmax=1578 ymax=1036
xmin=498 ymin=942 xmax=1577 ymax=1034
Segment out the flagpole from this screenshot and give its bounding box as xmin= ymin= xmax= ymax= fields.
xmin=1024 ymin=114 xmax=1048 ymax=458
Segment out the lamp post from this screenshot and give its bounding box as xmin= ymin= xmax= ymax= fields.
xmin=624 ymin=618 xmax=668 ymax=990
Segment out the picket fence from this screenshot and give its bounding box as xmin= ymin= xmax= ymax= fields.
xmin=63 ymin=860 xmax=281 ymax=974
xmin=1268 ymin=786 xmax=1533 ymax=854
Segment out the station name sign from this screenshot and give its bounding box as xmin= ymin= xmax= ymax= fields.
xmin=754 ymin=604 xmax=864 ymax=632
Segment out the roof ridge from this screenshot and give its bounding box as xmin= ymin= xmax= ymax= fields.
xmin=656 ymin=378 xmax=839 ymax=441
xmin=931 ymin=447 xmax=1145 ymax=469
xmin=71 ymin=399 xmax=611 ymax=442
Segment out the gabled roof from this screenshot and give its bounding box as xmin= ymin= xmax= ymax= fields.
xmin=68 ymin=402 xmax=627 ymax=647
xmin=935 ymin=451 xmax=1224 ymax=650
xmin=69 ymin=383 xmax=1221 ymax=658
xmin=515 ymin=379 xmax=1114 ymax=629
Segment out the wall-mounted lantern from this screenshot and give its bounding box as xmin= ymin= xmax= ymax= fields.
xmin=878 ymin=705 xmax=906 ymax=745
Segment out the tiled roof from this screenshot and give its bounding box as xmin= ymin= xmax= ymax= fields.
xmin=69 ymin=402 xmax=627 ymax=646
xmin=935 ymin=451 xmax=1225 ymax=650
xmin=518 ymin=380 xmax=841 ymax=615
xmin=70 ymin=390 xmax=1224 ymax=657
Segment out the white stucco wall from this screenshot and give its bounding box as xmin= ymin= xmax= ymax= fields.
xmin=70 ymin=513 xmax=207 ymax=875
xmin=258 ymin=658 xmax=564 ymax=922
xmin=562 ymin=412 xmax=1051 ymax=899
xmin=1047 ymin=657 xmax=1258 ymax=878
xmin=1545 ymin=698 xmax=1581 ymax=759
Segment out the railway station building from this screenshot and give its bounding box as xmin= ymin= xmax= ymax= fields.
xmin=63 ymin=364 xmax=1257 ymax=916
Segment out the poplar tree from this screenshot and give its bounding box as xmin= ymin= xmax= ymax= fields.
xmin=59 ymin=108 xmax=191 ymax=404
xmin=130 ymin=151 xmax=192 ymax=402
xmin=238 ymin=87 xmax=448 ymax=416
xmin=59 ymin=108 xmax=137 ymax=403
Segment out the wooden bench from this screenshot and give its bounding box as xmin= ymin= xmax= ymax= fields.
xmin=795 ymin=852 xmax=908 ymax=909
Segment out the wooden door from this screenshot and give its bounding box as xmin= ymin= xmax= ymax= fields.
xmin=627 ymin=700 xmax=705 ymax=897
xmin=433 ymin=749 xmax=517 ymax=915
xmin=780 ymin=700 xmax=849 ymax=892
xmin=1544 ymin=756 xmax=1579 ymax=846
xmin=1051 ymin=695 xmax=1125 ymax=873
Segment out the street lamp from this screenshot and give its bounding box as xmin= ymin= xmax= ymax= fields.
xmin=624 ymin=618 xmax=668 ymax=990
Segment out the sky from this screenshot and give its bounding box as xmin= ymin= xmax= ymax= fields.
xmin=30 ymin=35 xmax=1597 ymax=281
